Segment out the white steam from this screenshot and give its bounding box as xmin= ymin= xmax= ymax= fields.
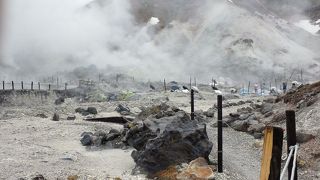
xmin=1 ymin=0 xmax=320 ymax=84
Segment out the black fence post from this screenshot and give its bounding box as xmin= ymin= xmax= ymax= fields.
xmin=31 ymin=82 xmax=34 ymax=90
xmin=21 ymin=81 xmax=24 ymax=90
xmin=38 ymin=82 xmax=40 ymax=90
xmin=286 ymin=110 xmax=298 ymax=180
xmin=218 ymin=95 xmax=223 ymax=173
xmin=190 ymin=89 xmax=195 ymax=120
xmin=65 ymin=83 xmax=67 ymax=91
xmin=48 ymin=84 xmax=51 ymax=91
xmin=2 ymin=81 xmax=4 ymax=90
xmin=164 ymin=79 xmax=167 ymax=92
xmin=11 ymin=81 xmax=14 ymax=90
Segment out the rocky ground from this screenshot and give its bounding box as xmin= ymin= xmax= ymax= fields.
xmin=0 ymin=81 xmax=319 ymax=180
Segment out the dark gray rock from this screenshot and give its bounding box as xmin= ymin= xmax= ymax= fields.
xmin=87 ymin=107 xmax=98 ymax=115
xmin=237 ymin=101 xmax=246 ymax=105
xmin=54 ymin=97 xmax=65 ymax=105
xmin=115 ymin=104 xmax=131 ymax=115
xmin=239 ymin=113 xmax=252 ymax=120
xmin=260 ymin=103 xmax=273 ymax=115
xmin=31 ymin=175 xmax=46 ymax=180
xmin=263 ymin=98 xmax=275 ymax=103
xmin=230 ymin=120 xmax=249 ymax=132
xmin=248 ymin=123 xmax=265 ymax=133
xmin=52 ymin=113 xmax=59 ymax=121
xmin=204 ymin=107 xmax=215 ymax=118
xmin=253 ymin=132 xmax=263 ymax=139
xmin=130 ymin=111 xmax=212 ymax=173
xmin=67 ymin=115 xmax=76 ymax=120
xmin=80 ymin=134 xmax=93 ymax=146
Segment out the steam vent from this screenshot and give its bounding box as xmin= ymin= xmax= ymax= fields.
xmin=0 ymin=0 xmax=320 ymax=179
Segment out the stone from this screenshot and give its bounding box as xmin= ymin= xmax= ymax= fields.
xmin=237 ymin=101 xmax=246 ymax=105
xmin=263 ymin=98 xmax=275 ymax=103
xmin=54 ymin=97 xmax=65 ymax=105
xmin=115 ymin=104 xmax=131 ymax=115
xmin=80 ymin=134 xmax=93 ymax=146
xmin=52 ymin=113 xmax=59 ymax=121
xmin=87 ymin=107 xmax=98 ymax=115
xmin=239 ymin=113 xmax=252 ymax=120
xmin=67 ymin=115 xmax=76 ymax=120
xmin=176 ymin=157 xmax=215 ymax=180
xmin=296 ymin=131 xmax=315 ymax=143
xmin=253 ymin=132 xmax=263 ymax=139
xmin=248 ymin=123 xmax=265 ymax=133
xmin=260 ymin=103 xmax=273 ymax=115
xmin=31 ymin=175 xmax=46 ymax=180
xmin=272 ymin=112 xmax=286 ymax=123
xmin=131 ymin=112 xmax=212 ymax=173
xmin=264 ymin=111 xmax=273 ymax=118
xmin=230 ymin=120 xmax=249 ymax=132
xmin=204 ymin=107 xmax=215 ymax=118
xmin=229 ymin=113 xmax=240 ymax=118
xmin=36 ymin=113 xmax=48 ymax=118
xmin=75 ymin=107 xmax=86 ymax=114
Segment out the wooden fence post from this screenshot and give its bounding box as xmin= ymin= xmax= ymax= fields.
xmin=260 ymin=127 xmax=283 ymax=180
xmin=190 ymin=89 xmax=195 ymax=120
xmin=217 ymin=95 xmax=223 ymax=173
xmin=286 ymin=110 xmax=297 ymax=180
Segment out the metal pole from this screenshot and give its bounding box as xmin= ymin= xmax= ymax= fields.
xmin=248 ymin=81 xmax=251 ymax=94
xmin=11 ymin=81 xmax=14 ymax=90
xmin=2 ymin=81 xmax=4 ymax=90
xmin=65 ymin=83 xmax=67 ymax=90
xmin=49 ymin=84 xmax=51 ymax=91
xmin=164 ymin=78 xmax=167 ymax=92
xmin=38 ymin=82 xmax=40 ymax=90
xmin=31 ymin=82 xmax=34 ymax=90
xmin=21 ymin=81 xmax=24 ymax=90
xmin=190 ymin=89 xmax=195 ymax=120
xmin=218 ymin=95 xmax=223 ymax=173
xmin=286 ymin=110 xmax=297 ymax=180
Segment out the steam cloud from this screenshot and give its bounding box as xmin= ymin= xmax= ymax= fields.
xmin=1 ymin=0 xmax=320 ymax=84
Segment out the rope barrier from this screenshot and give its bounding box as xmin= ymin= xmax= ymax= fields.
xmin=280 ymin=145 xmax=299 ymax=180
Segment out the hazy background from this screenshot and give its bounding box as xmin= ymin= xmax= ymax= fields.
xmin=1 ymin=0 xmax=320 ymax=85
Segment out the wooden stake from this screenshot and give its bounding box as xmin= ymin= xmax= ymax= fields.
xmin=190 ymin=89 xmax=195 ymax=120
xmin=217 ymin=95 xmax=223 ymax=173
xmin=260 ymin=127 xmax=283 ymax=180
xmin=286 ymin=110 xmax=298 ymax=180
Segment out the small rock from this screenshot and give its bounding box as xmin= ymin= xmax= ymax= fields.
xmin=248 ymin=123 xmax=265 ymax=133
xmin=264 ymin=111 xmax=273 ymax=118
xmin=115 ymin=104 xmax=131 ymax=115
xmin=260 ymin=103 xmax=273 ymax=115
xmin=230 ymin=120 xmax=249 ymax=132
xmin=296 ymin=131 xmax=315 ymax=143
xmin=80 ymin=134 xmax=93 ymax=146
xmin=204 ymin=107 xmax=215 ymax=118
xmin=36 ymin=113 xmax=48 ymax=119
xmin=87 ymin=107 xmax=98 ymax=115
xmin=52 ymin=113 xmax=59 ymax=121
xmin=253 ymin=140 xmax=263 ymax=148
xmin=32 ymin=175 xmax=46 ymax=180
xmin=54 ymin=97 xmax=65 ymax=105
xmin=272 ymin=112 xmax=286 ymax=123
xmin=263 ymin=98 xmax=275 ymax=103
xmin=253 ymin=132 xmax=263 ymax=139
xmin=237 ymin=101 xmax=246 ymax=105
xmin=67 ymin=115 xmax=76 ymax=120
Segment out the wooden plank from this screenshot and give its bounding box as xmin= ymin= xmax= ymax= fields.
xmin=260 ymin=127 xmax=283 ymax=180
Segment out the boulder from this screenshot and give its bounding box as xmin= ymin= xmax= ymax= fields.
xmin=272 ymin=112 xmax=286 ymax=123
xmin=131 ymin=111 xmax=212 ymax=173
